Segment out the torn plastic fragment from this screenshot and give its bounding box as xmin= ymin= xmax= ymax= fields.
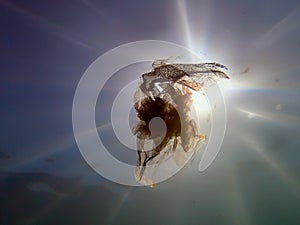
xmin=132 ymin=58 xmax=229 ymax=186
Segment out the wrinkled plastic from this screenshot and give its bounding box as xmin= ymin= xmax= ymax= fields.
xmin=133 ymin=58 xmax=229 ymax=185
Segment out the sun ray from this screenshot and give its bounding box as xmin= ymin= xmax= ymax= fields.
xmin=2 ymin=119 xmax=119 ymax=172
xmin=80 ymin=0 xmax=106 ymax=17
xmin=1 ymin=1 xmax=100 ymax=53
xmin=236 ymin=105 xmax=300 ymax=125
xmin=104 ymin=187 xmax=132 ymax=225
xmin=25 ymin=193 xmax=69 ymax=225
xmin=176 ymin=0 xmax=210 ymax=61
xmin=177 ymin=0 xmax=193 ymax=52
xmin=240 ymin=134 xmax=300 ymax=200
xmin=253 ymin=4 xmax=300 ymax=48
xmin=1 ymin=134 xmax=76 ymax=172
xmin=225 ymin=161 xmax=252 ymax=225
xmin=237 ymin=107 xmax=274 ymax=121
xmin=97 ymin=122 xmax=113 ymax=131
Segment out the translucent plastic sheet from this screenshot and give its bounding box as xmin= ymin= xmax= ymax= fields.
xmin=132 ymin=58 xmax=229 ymax=185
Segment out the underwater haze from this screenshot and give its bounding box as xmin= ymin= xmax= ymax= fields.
xmin=1 ymin=0 xmax=300 ymax=224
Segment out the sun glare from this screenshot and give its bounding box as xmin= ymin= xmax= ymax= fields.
xmin=191 ymin=90 xmax=211 ymax=114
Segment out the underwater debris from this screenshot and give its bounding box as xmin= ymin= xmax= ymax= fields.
xmin=132 ymin=58 xmax=229 ymax=185
xmin=240 ymin=67 xmax=250 ymax=74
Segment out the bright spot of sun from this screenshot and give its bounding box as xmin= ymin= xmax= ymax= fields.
xmin=217 ymin=78 xmax=241 ymax=94
xmin=191 ymin=90 xmax=211 ymax=114
xmin=247 ymin=113 xmax=255 ymax=119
